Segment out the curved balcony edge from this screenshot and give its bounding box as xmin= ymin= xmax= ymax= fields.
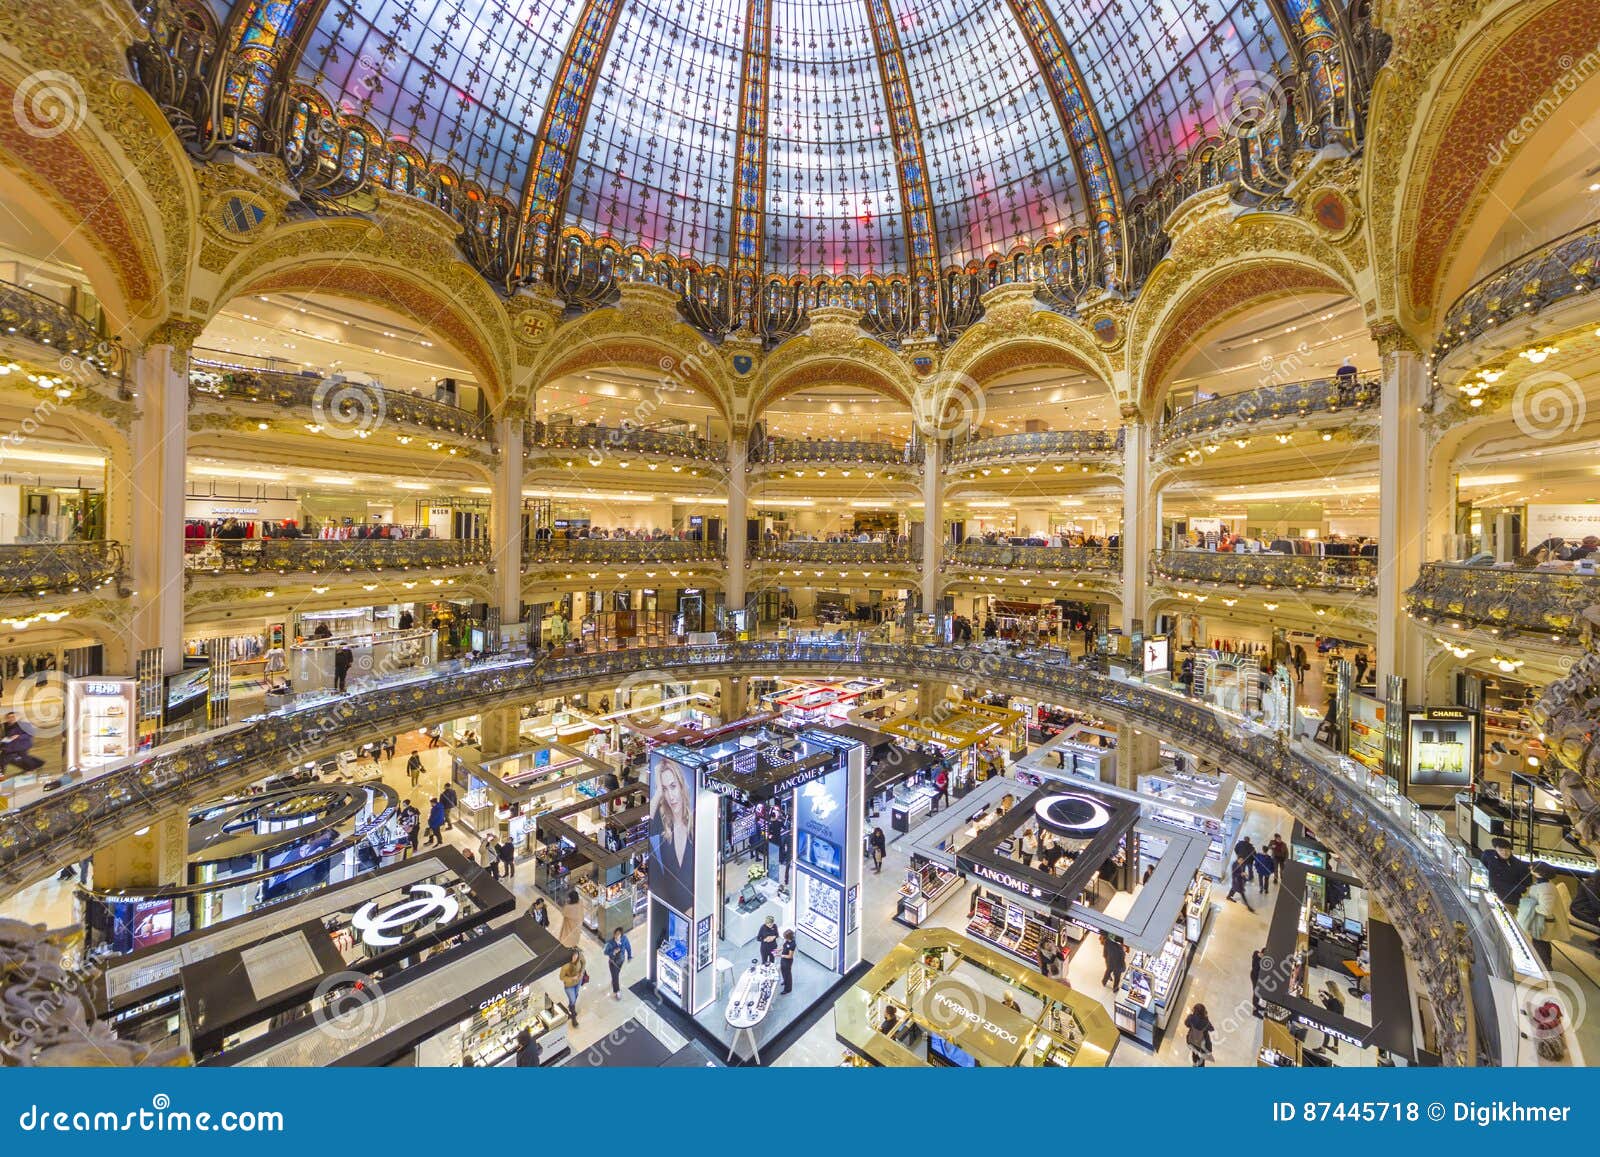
xmin=183 ymin=538 xmax=493 ymax=576
xmin=1155 ymin=377 xmax=1382 ymax=456
xmin=1406 ymin=561 xmax=1600 ymax=642
xmin=1152 ymin=549 xmax=1379 ymax=597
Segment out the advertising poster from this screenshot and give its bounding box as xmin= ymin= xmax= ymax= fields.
xmin=1406 ymin=707 xmax=1478 ymax=789
xmin=1142 ymin=636 xmax=1170 ymax=675
xmin=648 ymin=750 xmax=697 ymax=916
xmin=795 ymin=765 xmax=848 ymax=881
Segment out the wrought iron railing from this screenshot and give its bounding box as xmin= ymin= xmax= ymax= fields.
xmin=1155 ymin=376 xmax=1382 ymax=451
xmin=947 ymin=542 xmax=1119 ymax=573
xmin=1152 ymin=549 xmax=1378 ymax=595
xmin=1435 ymin=219 xmax=1600 ymax=363
xmin=751 ymin=541 xmax=918 ymax=566
xmin=523 ymin=539 xmax=722 ymax=565
xmin=184 ymin=537 xmax=491 ymax=575
xmin=1533 ymin=606 xmax=1600 ymax=854
xmin=189 ymin=361 xmax=489 ymax=441
xmin=0 ymin=541 xmax=124 ymax=596
xmin=0 ymin=279 xmax=121 ymax=377
xmin=949 ymin=429 xmax=1124 ymax=467
xmin=0 ymin=638 xmax=1484 ymax=1064
xmin=529 ymin=422 xmax=725 ymax=463
xmin=751 ymin=438 xmax=920 ymax=467
xmin=1406 ymin=562 xmax=1600 ymax=641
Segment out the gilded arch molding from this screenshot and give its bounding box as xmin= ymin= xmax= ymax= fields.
xmin=752 ymin=334 xmax=919 ymax=425
xmin=942 ymin=313 xmax=1120 ymax=402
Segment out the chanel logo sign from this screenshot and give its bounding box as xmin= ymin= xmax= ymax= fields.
xmin=350 ymin=883 xmax=461 ymax=948
xmin=1032 ymin=793 xmax=1111 ymax=835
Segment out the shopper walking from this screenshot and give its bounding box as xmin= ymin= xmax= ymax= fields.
xmin=425 ymin=797 xmax=445 ymax=846
xmin=529 ymin=897 xmax=549 ymax=927
xmin=779 ymin=930 xmax=796 ymax=994
xmin=1184 ymin=1003 xmax=1215 ymax=1067
xmin=1268 ymin=832 xmax=1288 ymax=879
xmin=1254 ymin=847 xmax=1276 ymax=897
xmin=869 ymin=827 xmax=887 ymax=874
xmin=514 ymin=1028 xmax=542 ymax=1067
xmin=1517 ymin=862 xmax=1571 ymax=969
xmin=1226 ymin=852 xmax=1254 ymax=911
xmin=1101 ymin=933 xmax=1127 ymax=990
xmin=1019 ymin=827 xmax=1037 ymax=869
xmin=427 ymin=726 xmax=444 ymax=748
xmin=559 ymin=888 xmax=584 ymax=949
xmin=1317 ymin=981 xmax=1346 ymax=1053
xmin=333 ymin=644 xmax=354 ymax=693
xmin=757 ymin=916 xmax=780 ymax=965
xmin=399 ymin=799 xmax=420 ymax=854
xmin=440 ymin=782 xmax=458 ymax=830
xmin=1482 ymin=837 xmax=1532 ymax=906
xmin=382 ymin=735 xmax=396 ymax=762
xmin=1251 ymin=949 xmax=1265 ymax=1016
xmin=933 ymin=767 xmax=950 ymax=811
xmin=480 ymin=834 xmax=498 ymax=878
xmin=558 ymin=949 xmax=587 ymax=1028
xmin=405 ymin=751 xmax=423 ymax=789
xmin=603 ymin=927 xmax=633 ymax=1000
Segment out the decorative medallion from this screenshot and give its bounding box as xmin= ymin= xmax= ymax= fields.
xmin=1090 ymin=313 xmax=1120 ymax=347
xmin=205 ymin=192 xmax=273 ymax=241
xmin=731 ymin=353 xmax=755 ymax=376
xmin=517 ymin=312 xmax=552 ymax=345
xmin=912 ymin=355 xmax=935 ymax=376
xmin=1309 ymin=188 xmax=1353 ymax=239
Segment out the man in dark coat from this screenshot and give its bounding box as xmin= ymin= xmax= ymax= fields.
xmin=0 ymin=712 xmax=41 ymax=773
xmin=1480 ymin=838 xmax=1531 ymax=905
xmin=333 ymin=644 xmax=354 ymax=693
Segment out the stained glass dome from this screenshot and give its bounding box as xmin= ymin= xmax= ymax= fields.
xmin=290 ymin=0 xmax=1298 ymax=277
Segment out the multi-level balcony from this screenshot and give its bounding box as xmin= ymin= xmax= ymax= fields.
xmin=1155 ymin=376 xmax=1382 ymax=463
xmin=0 ymin=279 xmax=127 ymax=413
xmin=749 ymin=437 xmax=920 ymax=476
xmin=751 ymin=540 xmax=918 ymax=567
xmin=947 ymin=541 xmax=1118 ymax=574
xmin=1151 ymin=549 xmax=1378 ymax=596
xmin=0 ymin=541 xmax=125 ymax=597
xmin=184 ymin=536 xmax=492 ymax=576
xmin=948 ymin=429 xmax=1123 ymax=473
xmin=1406 ymin=561 xmax=1600 ymax=643
xmin=523 ymin=538 xmax=723 ymax=565
xmin=527 ymin=421 xmax=726 ymax=467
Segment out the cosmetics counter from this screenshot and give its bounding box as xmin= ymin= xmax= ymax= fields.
xmin=895 ymin=856 xmax=964 ymax=927
xmin=289 ymin=627 xmax=437 ymax=693
xmin=762 ymin=677 xmax=887 ymax=727
xmin=533 ymin=784 xmax=651 ymax=938
xmin=1013 ymin=723 xmax=1119 ymax=787
xmin=1113 ymin=877 xmax=1211 ymax=1047
xmin=452 ymin=743 xmax=618 ymax=859
xmin=1136 ymin=770 xmax=1246 ymax=880
xmin=519 ymin=706 xmax=608 ymax=749
xmin=417 ymin=975 xmax=572 ymax=1067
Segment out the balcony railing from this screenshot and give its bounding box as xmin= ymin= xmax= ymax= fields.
xmin=523 ymin=539 xmax=722 ymax=565
xmin=1407 ymin=561 xmax=1600 ymax=640
xmin=0 ymin=639 xmax=1486 ymax=1065
xmin=0 ymin=541 xmax=124 ymax=596
xmin=949 ymin=429 xmax=1124 ymax=467
xmin=1155 ymin=376 xmax=1382 ymax=451
xmin=750 ymin=438 xmax=920 ymax=467
xmin=0 ymin=279 xmax=121 ymax=377
xmin=184 ymin=537 xmax=491 ymax=576
xmin=529 ymin=422 xmax=726 ymax=463
xmin=751 ymin=541 xmax=918 ymax=566
xmin=947 ymin=542 xmax=1119 ymax=573
xmin=189 ymin=361 xmax=490 ymax=442
xmin=1152 ymin=549 xmax=1378 ymax=595
xmin=1436 ymin=219 xmax=1600 ymax=364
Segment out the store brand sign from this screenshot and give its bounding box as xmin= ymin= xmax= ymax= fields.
xmin=1032 ymin=793 xmax=1112 ymax=835
xmin=351 ymin=883 xmax=460 ymax=947
xmin=931 ymin=992 xmax=1018 ymax=1044
xmin=961 ymin=859 xmax=1045 ymax=899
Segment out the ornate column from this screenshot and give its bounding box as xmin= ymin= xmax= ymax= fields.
xmin=491 ymin=413 xmax=525 ymax=632
xmin=1375 ymin=326 xmax=1429 ymax=690
xmin=725 ymin=433 xmax=749 ymax=618
xmin=478 ymin=705 xmax=522 ymax=759
xmin=921 ymin=434 xmax=944 ymax=613
xmin=112 ymin=323 xmax=199 ymax=674
xmin=90 ymin=811 xmax=187 ymax=892
xmin=1119 ymin=411 xmax=1151 ymax=633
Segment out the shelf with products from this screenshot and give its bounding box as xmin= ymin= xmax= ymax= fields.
xmin=798 ymin=871 xmax=841 ymax=951
xmin=456 ymin=985 xmax=571 ymax=1068
xmin=895 ymin=858 xmax=964 ymax=927
xmin=1115 ymin=919 xmax=1194 ymax=1046
xmin=965 ymin=896 xmax=1059 ymax=966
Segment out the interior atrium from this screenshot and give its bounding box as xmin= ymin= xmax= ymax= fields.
xmin=0 ymin=0 xmax=1598 ymax=1074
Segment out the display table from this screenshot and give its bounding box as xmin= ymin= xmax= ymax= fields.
xmin=890 ymin=783 xmax=939 ymax=832
xmin=895 ymin=862 xmax=963 ymax=927
xmin=723 ymin=875 xmax=786 ymax=947
xmin=722 ymin=961 xmax=780 ymax=1063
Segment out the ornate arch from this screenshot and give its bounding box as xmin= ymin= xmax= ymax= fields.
xmin=751 ymin=355 xmax=915 ymax=421
xmin=752 ymin=330 xmax=918 ymax=423
xmin=942 ymin=310 xmax=1118 ymax=400
xmin=1368 ymin=0 xmax=1600 ymax=331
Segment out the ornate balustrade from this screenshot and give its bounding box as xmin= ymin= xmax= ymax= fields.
xmin=1534 ymin=606 xmax=1600 ymax=853
xmin=947 ymin=542 xmax=1119 ymax=573
xmin=1407 ymin=562 xmax=1600 ymax=642
xmin=1436 ymin=220 xmax=1600 ymax=364
xmin=189 ymin=361 xmax=490 ymax=442
xmin=1152 ymin=549 xmax=1377 ymax=595
xmin=949 ymin=429 xmax=1123 ymax=468
xmin=0 ymin=542 xmax=124 ymax=596
xmin=0 ymin=279 xmax=120 ymax=377
xmin=0 ymin=638 xmax=1485 ymax=1064
xmin=751 ymin=541 xmax=917 ymax=566
xmin=1155 ymin=376 xmax=1381 ymax=452
xmin=750 ymin=438 xmax=920 ymax=467
xmin=529 ymin=422 xmax=725 ymax=464
xmin=523 ymin=539 xmax=722 ymax=565
xmin=184 ymin=537 xmax=491 ymax=576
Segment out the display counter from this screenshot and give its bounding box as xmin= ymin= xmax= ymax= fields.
xmin=289 ymin=628 xmax=436 ymax=693
xmin=895 ymin=858 xmax=963 ymax=927
xmin=890 ymin=782 xmax=940 ymax=832
xmin=1137 ymin=770 xmax=1245 ymax=880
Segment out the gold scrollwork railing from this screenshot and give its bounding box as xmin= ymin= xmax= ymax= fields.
xmin=0 ymin=279 xmax=122 ymax=378
xmin=751 ymin=438 xmax=920 ymax=468
xmin=1152 ymin=549 xmax=1378 ymax=595
xmin=751 ymin=541 xmax=918 ymax=566
xmin=947 ymin=542 xmax=1120 ymax=573
xmin=949 ymin=429 xmax=1124 ymax=467
xmin=1406 ymin=562 xmax=1600 ymax=641
xmin=0 ymin=542 xmax=125 ymax=596
xmin=1155 ymin=376 xmax=1381 ymax=452
xmin=184 ymin=538 xmax=491 ymax=576
xmin=522 ymin=539 xmax=722 ymax=565
xmin=528 ymin=422 xmax=726 ymax=464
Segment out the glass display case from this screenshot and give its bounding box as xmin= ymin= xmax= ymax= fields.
xmin=798 ymin=871 xmax=841 ymax=950
xmin=895 ymin=859 xmax=963 ymax=927
xmin=1116 ymin=922 xmax=1191 ymax=1047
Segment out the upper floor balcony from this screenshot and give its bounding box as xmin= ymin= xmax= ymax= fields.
xmin=527 ymin=421 xmax=726 ymax=466
xmin=750 ymin=437 xmax=921 ymax=472
xmin=751 ymin=540 xmax=918 ymax=567
xmin=946 ymin=541 xmax=1119 ymax=575
xmin=1435 ymin=219 xmax=1600 ymax=369
xmin=0 ymin=541 xmax=125 ymax=597
xmin=523 ymin=538 xmax=723 ymax=567
xmin=1154 ymin=376 xmax=1382 ymax=461
xmin=0 ymin=279 xmax=127 ymax=409
xmin=1406 ymin=561 xmax=1600 ymax=643
xmin=1151 ymin=548 xmax=1378 ymax=596
xmin=189 ymin=357 xmax=491 ymax=445
xmin=948 ymin=429 xmax=1123 ymax=472
xmin=184 ymin=536 xmax=492 ymax=577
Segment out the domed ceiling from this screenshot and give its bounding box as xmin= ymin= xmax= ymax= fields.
xmin=290 ymin=0 xmax=1306 ymax=275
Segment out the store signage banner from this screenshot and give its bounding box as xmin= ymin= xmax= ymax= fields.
xmin=1405 ymin=707 xmax=1478 ymax=790
xmin=648 ymin=751 xmax=697 ymax=917
xmin=795 ymin=766 xmax=848 ymax=881
xmin=1525 ymin=503 xmax=1600 ymax=545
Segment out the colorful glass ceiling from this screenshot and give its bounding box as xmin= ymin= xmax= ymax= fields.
xmin=294 ymin=0 xmax=1297 ymax=277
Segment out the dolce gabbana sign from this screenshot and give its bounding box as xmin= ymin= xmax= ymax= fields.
xmin=931 ymin=991 xmax=1019 ymax=1044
